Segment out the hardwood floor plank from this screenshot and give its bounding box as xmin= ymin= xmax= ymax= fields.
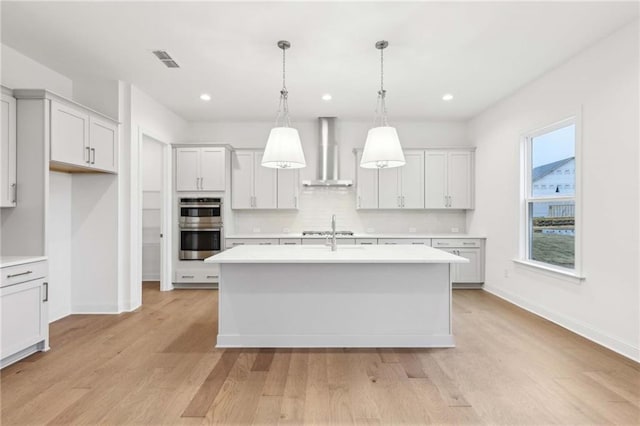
xmin=252 ymin=348 xmax=276 ymax=372
xmin=181 ymin=350 xmax=240 ymax=417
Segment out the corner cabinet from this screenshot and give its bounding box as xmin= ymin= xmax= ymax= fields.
xmin=14 ymin=90 xmax=119 ymax=174
xmin=425 ymin=150 xmax=474 ymax=209
xmin=1 ymin=258 xmax=49 ymax=368
xmin=231 ymin=150 xmax=298 ymax=210
xmin=1 ymin=91 xmax=17 ymax=207
xmin=175 ymin=147 xmax=226 ymax=191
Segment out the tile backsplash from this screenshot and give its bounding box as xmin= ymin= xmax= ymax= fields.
xmin=232 ymin=187 xmax=466 ymax=234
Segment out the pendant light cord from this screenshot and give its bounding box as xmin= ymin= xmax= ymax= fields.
xmin=373 ymin=43 xmax=388 ymax=127
xmin=276 ymin=44 xmax=291 ymax=128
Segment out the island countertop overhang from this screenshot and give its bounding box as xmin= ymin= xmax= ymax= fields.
xmin=205 ymin=245 xmax=469 ymax=264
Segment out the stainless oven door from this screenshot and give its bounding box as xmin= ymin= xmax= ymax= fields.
xmin=179 ymin=204 xmax=222 ymax=228
xmin=179 ymin=228 xmax=223 ymax=260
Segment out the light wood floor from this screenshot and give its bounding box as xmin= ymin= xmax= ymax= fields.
xmin=1 ymin=283 xmax=638 ymax=425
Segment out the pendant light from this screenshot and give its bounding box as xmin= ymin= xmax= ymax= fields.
xmin=262 ymin=40 xmax=306 ymax=169
xmin=360 ymin=40 xmax=405 ymax=169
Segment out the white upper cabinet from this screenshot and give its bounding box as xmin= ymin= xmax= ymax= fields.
xmin=231 ymin=150 xmax=296 ymax=210
xmin=378 ymin=150 xmax=424 ymax=209
xmin=50 ymin=99 xmax=118 ymax=173
xmin=1 ymin=93 xmax=17 ymax=207
xmin=355 ymin=150 xmax=378 ymax=209
xmin=231 ymin=151 xmax=255 ymax=209
xmin=200 ymin=147 xmax=226 ymax=191
xmin=175 ymin=147 xmax=226 ymax=192
xmin=425 ymin=149 xmax=474 ymax=209
xmin=88 ymin=116 xmax=118 ymax=173
xmin=253 ymin=152 xmax=277 ymax=209
xmin=50 ymin=100 xmax=90 ymax=167
xmin=277 ymin=168 xmax=299 ymax=209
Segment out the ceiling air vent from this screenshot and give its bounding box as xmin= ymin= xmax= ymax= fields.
xmin=152 ymin=50 xmax=180 ymax=68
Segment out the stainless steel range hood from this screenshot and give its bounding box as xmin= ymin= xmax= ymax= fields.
xmin=302 ymin=117 xmax=353 ymax=187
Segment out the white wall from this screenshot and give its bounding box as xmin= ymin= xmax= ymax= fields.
xmin=48 ymin=172 xmax=72 ymax=321
xmin=467 ymin=21 xmax=639 ymax=361
xmin=0 ymin=44 xmax=72 ymax=96
xmin=119 ymin=84 xmax=187 ymax=309
xmin=186 ymin=119 xmax=470 ymax=234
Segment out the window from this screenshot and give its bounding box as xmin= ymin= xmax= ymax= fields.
xmin=523 ymin=119 xmax=577 ymax=271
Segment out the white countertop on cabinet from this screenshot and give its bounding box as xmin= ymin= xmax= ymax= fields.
xmin=0 ymin=256 xmax=48 ymax=268
xmin=206 ymin=244 xmax=469 ymax=264
xmin=225 ymin=233 xmax=486 ymax=239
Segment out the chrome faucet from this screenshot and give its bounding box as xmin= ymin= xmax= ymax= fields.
xmin=330 ymin=214 xmax=337 ymax=251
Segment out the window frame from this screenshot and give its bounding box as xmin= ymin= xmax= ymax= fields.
xmin=517 ymin=114 xmax=584 ymax=280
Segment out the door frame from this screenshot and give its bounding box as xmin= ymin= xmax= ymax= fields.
xmin=132 ymin=126 xmax=173 ymax=301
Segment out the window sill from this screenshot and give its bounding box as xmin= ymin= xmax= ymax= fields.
xmin=512 ymin=259 xmax=586 ymax=283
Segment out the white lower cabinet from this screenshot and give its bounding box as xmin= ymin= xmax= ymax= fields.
xmin=378 ymin=238 xmax=432 ymax=246
xmin=433 ymin=238 xmax=484 ymax=284
xmin=302 ymin=238 xmax=356 ymax=245
xmin=225 ymin=238 xmax=279 ymax=249
xmin=1 ymin=259 xmax=49 ymax=368
xmin=174 ymin=269 xmax=219 ymax=284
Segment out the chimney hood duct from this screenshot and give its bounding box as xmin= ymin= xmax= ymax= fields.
xmin=302 ymin=117 xmax=353 ymax=187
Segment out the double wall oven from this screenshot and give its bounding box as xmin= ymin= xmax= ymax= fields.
xmin=179 ymin=197 xmax=223 ymax=260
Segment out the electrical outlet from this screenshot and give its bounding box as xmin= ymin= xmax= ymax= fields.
xmin=252 ymin=227 xmax=261 ymax=233
xmin=366 ymin=228 xmax=375 ymax=233
xmin=451 ymin=227 xmax=459 ymax=233
xmin=504 ymin=269 xmax=509 ymax=278
xmin=409 ymin=227 xmax=417 ymax=233
xmin=283 ymin=228 xmax=290 ymax=234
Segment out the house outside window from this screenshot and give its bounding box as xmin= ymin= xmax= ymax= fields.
xmin=522 ymin=119 xmax=578 ymax=272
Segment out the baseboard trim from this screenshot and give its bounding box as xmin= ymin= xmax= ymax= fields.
xmin=71 ymin=304 xmax=120 ymax=314
xmin=484 ymin=285 xmax=640 ymax=362
xmin=216 ymin=334 xmax=455 ymax=348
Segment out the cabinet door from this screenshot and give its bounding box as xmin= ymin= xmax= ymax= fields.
xmin=454 ymin=248 xmax=482 ymax=283
xmin=1 ymin=279 xmax=46 ymax=359
xmin=176 ymin=148 xmax=201 ymax=191
xmin=378 ymin=167 xmax=401 ymax=209
xmin=231 ymin=151 xmax=254 ymax=209
xmin=448 ymin=151 xmax=473 ymax=209
xmin=277 ymin=168 xmax=299 ymax=209
xmin=200 ymin=147 xmax=226 ymax=191
xmin=424 ymin=151 xmax=448 ymax=208
xmin=400 ymin=150 xmax=425 ymax=208
xmin=253 ymin=152 xmax=277 ymax=209
xmin=355 ymin=151 xmax=378 ymax=209
xmin=89 ymin=116 xmax=118 ymax=173
xmin=50 ymin=100 xmax=90 ymax=167
xmin=1 ymin=94 xmax=17 ymax=207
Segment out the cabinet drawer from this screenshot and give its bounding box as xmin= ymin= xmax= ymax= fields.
xmin=225 ymin=238 xmax=279 ymax=249
xmin=174 ymin=270 xmax=219 ymax=283
xmin=1 ymin=260 xmax=48 ymax=288
xmin=432 ymin=238 xmax=481 ymax=248
xmin=302 ymin=238 xmax=356 ymax=245
xmin=355 ymin=238 xmax=378 ymax=245
xmin=378 ymin=238 xmax=432 ymax=246
xmin=279 ymin=238 xmax=302 ymax=245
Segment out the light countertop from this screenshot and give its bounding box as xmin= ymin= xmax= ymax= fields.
xmin=225 ymin=233 xmax=486 ymax=239
xmin=0 ymin=256 xmax=48 ymax=268
xmin=205 ymin=244 xmax=469 ymax=264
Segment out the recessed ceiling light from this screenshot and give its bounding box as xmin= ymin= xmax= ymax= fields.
xmin=442 ymin=93 xmax=454 ymax=101
xmin=200 ymin=93 xmax=211 ymax=101
xmin=322 ymin=94 xmax=332 ymax=101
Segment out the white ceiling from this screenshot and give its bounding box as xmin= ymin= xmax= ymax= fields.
xmin=1 ymin=1 xmax=637 ymax=121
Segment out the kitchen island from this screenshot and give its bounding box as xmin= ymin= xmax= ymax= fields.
xmin=205 ymin=245 xmax=467 ymax=348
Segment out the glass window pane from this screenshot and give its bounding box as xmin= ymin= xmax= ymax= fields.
xmin=531 ymin=124 xmax=575 ymax=197
xmin=529 ymin=201 xmax=575 ymax=269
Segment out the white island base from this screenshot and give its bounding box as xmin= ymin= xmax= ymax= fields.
xmin=206 ymin=245 xmax=467 ymax=348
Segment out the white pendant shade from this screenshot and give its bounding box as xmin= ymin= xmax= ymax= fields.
xmin=262 ymin=127 xmax=307 ymax=169
xmin=360 ymin=126 xmax=405 ymax=169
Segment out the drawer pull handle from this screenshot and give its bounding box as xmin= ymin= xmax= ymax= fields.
xmin=7 ymin=270 xmax=33 ymax=278
xmin=463 ymin=242 xmax=475 ymax=245
xmin=181 ymin=275 xmax=194 ymax=278
xmin=206 ymin=275 xmax=216 ymax=279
